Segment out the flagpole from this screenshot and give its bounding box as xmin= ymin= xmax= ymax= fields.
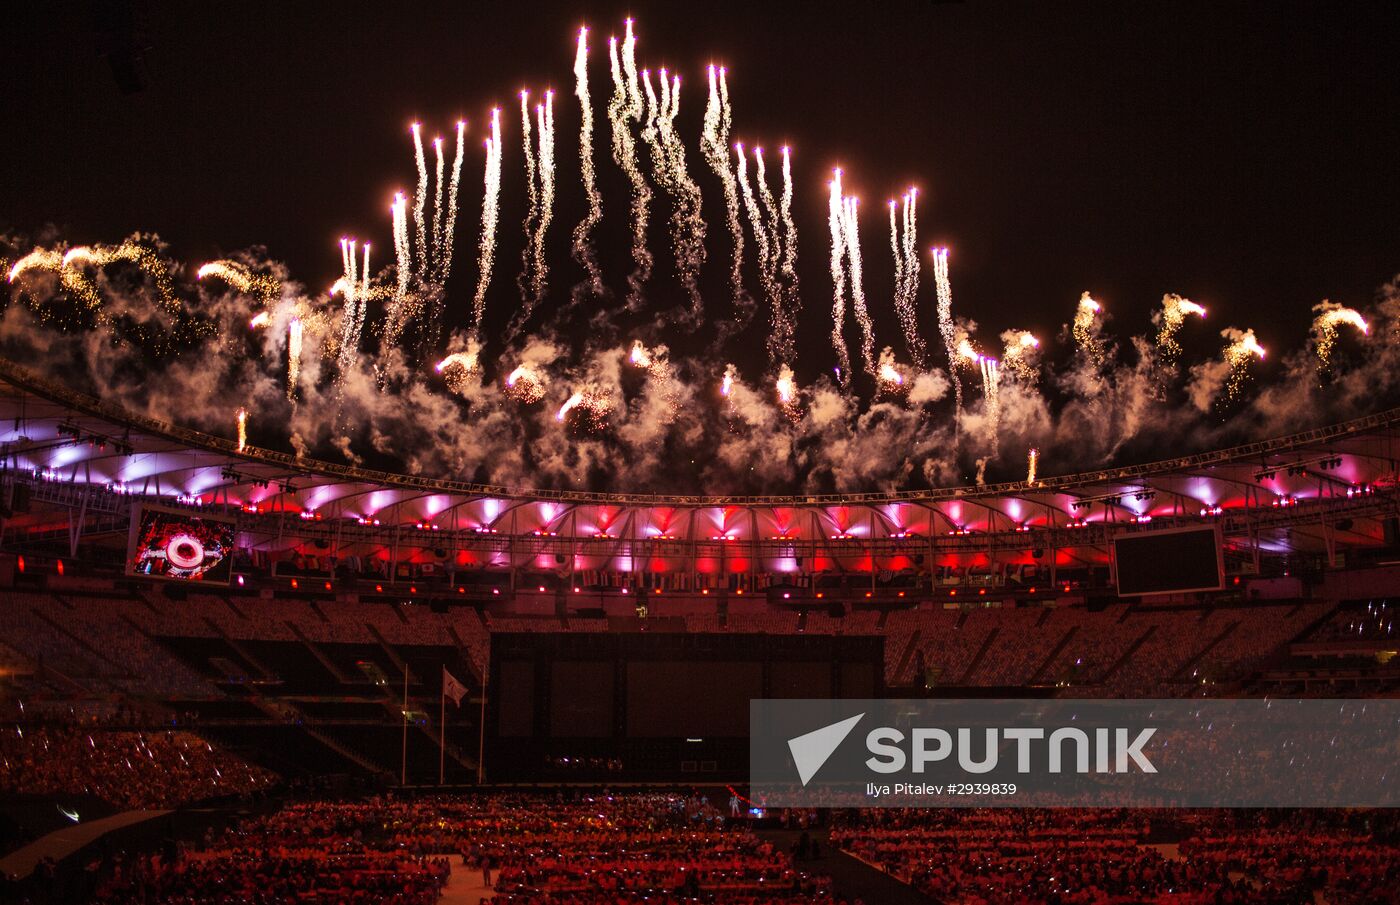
xmin=439 ymin=670 xmax=446 ymax=786
xmin=400 ymin=662 xmax=408 ymax=786
xmin=476 ymin=655 xmax=488 ymax=785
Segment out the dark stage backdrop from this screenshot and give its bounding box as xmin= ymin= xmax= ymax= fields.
xmin=484 ymin=631 xmax=882 ymax=782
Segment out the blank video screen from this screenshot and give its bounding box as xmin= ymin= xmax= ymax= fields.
xmin=1114 ymin=526 xmax=1223 ymax=596
xmin=550 ymin=661 xmax=615 ymax=737
xmin=496 ymin=660 xmax=536 ymax=738
xmin=626 ymin=661 xmax=762 ymax=737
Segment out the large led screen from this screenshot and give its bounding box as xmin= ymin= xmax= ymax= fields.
xmin=127 ymin=506 xmax=236 ymax=583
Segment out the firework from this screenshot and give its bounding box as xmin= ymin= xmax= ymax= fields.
xmin=1155 ymin=293 xmax=1207 ymax=361
xmin=890 ymin=190 xmax=926 ymax=367
xmin=1073 ymin=292 xmax=1104 ymax=365
xmin=197 ymin=260 xmax=281 ymax=309
xmin=435 ymin=342 xmax=481 ymax=394
xmin=702 ymin=65 xmax=752 ymax=344
xmin=736 ymin=143 xmax=780 ymax=364
xmin=1000 ymin=329 xmax=1041 ymax=383
xmin=286 ymin=317 xmax=303 ymax=401
xmin=1311 ymin=300 xmax=1369 ymax=370
xmin=473 ymin=108 xmax=502 ymax=331
xmin=439 ymin=120 xmax=467 ymax=282
xmin=1027 ymin=447 xmax=1039 ymax=484
xmin=876 ymin=346 xmax=906 ymax=395
xmin=828 ymin=170 xmax=852 ymax=387
xmin=557 ymin=387 xmax=612 ymax=426
xmin=608 ymin=21 xmax=653 ymax=310
xmin=777 ymin=147 xmax=801 ymax=334
xmin=775 ymin=364 xmax=800 ymax=420
xmin=535 ymin=91 xmax=556 ymax=306
xmin=1221 ymin=327 xmax=1265 ymax=400
xmin=931 ymin=246 xmax=962 ymax=424
xmin=411 ymin=123 xmax=429 ymax=278
xmin=979 ymin=356 xmax=1001 ymax=449
xmin=720 ymin=362 xmax=737 ymax=398
xmin=505 ymin=363 xmax=547 ymax=404
xmin=236 ymin=408 xmax=248 ymax=453
xmin=571 ymin=27 xmax=605 ymax=301
xmin=839 ymin=195 xmax=875 ymax=377
xmin=334 ymin=240 xmax=374 ymax=377
xmin=249 ymin=311 xmax=271 ymax=330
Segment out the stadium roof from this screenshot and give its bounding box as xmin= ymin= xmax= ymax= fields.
xmin=1 ymin=356 xmax=1398 ymax=566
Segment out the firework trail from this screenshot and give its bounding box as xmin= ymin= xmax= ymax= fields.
xmin=472 ymin=108 xmax=502 ymax=332
xmin=535 ymin=92 xmax=556 ymax=304
xmin=571 ymin=27 xmax=605 ymax=302
xmin=777 ymin=147 xmax=801 ymax=324
xmin=890 ymin=190 xmax=927 ymax=367
xmin=702 ymin=65 xmax=752 ymax=347
xmin=736 ymin=144 xmax=782 ymax=365
xmin=842 ymin=196 xmax=875 ymax=377
xmin=876 ymin=346 xmax=906 ymax=395
xmin=287 ymin=317 xmax=304 ymax=401
xmin=1027 ymin=447 xmax=1039 ymax=484
xmin=1221 ymin=326 xmax=1265 ymax=401
xmin=385 ymin=194 xmax=412 ymax=344
xmin=1000 ymin=329 xmax=1041 ymax=383
xmin=197 ymin=260 xmax=281 ymax=308
xmin=10 ymin=248 xmax=105 ymax=318
xmin=827 ymin=170 xmax=852 ymax=387
xmin=516 ymin=91 xmax=539 ymax=310
xmin=1073 ymin=292 xmax=1105 ymax=366
xmin=608 ymin=21 xmax=653 ymax=311
xmin=1311 ymin=300 xmax=1369 ymax=370
xmin=333 ymin=239 xmax=373 ymax=377
xmin=434 ymin=337 xmax=481 ymax=394
xmin=1154 ymin=292 xmax=1207 ymax=362
xmin=557 ymin=391 xmax=584 ymax=421
xmin=979 ymin=356 xmax=1001 ymax=449
xmin=236 ymin=408 xmax=248 ymax=452
xmin=439 ymin=120 xmax=467 ymax=282
xmin=431 ymin=136 xmax=446 ymax=264
xmin=931 ymin=246 xmax=962 ymax=423
xmin=721 ymin=362 xmax=737 ymax=398
xmin=659 ymin=71 xmax=707 ymax=326
xmin=775 ymin=363 xmax=800 ymax=420
xmin=504 ymin=362 xmax=547 ymax=404
xmin=411 ymin=123 xmax=430 ymax=278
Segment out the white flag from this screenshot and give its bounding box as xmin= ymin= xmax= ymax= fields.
xmin=442 ymin=667 xmax=468 ymax=707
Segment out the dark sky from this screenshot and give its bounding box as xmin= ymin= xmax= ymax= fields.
xmin=3 ymin=0 xmax=1399 ymax=378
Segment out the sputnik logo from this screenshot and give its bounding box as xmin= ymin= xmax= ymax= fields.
xmin=787 ymin=713 xmax=864 ymax=786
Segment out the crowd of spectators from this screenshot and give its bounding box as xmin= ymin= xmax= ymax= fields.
xmin=832 ymin=807 xmax=1400 ymax=904
xmin=88 ymin=793 xmax=830 ymax=905
xmin=0 ymin=725 xmax=277 ymax=810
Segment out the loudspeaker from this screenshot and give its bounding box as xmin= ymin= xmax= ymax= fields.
xmin=794 ymin=556 xmax=803 ymax=568
xmin=555 ymin=554 xmax=566 ymax=565
xmin=313 ymin=539 xmax=330 ymax=550
xmin=914 ymin=554 xmax=925 ymax=565
xmin=1032 ymin=548 xmax=1044 ymax=559
xmin=1335 ymin=518 xmax=1354 ymax=532
xmin=433 ymin=548 xmax=448 ymax=559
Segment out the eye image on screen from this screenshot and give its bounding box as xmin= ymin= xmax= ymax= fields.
xmin=128 ymin=507 xmax=235 ymax=582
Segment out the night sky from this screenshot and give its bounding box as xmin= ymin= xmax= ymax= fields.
xmin=4 ymin=0 xmax=1400 ymax=382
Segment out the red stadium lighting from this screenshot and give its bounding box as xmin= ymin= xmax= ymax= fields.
xmin=324 ymin=581 xmax=332 ymax=591
xmin=783 ymin=592 xmax=790 ymax=599
xmin=573 ymin=587 xmax=581 ymax=593
xmin=56 ymin=560 xmax=64 ymax=576
xmin=492 ymin=588 xmax=500 ymax=595
xmin=701 ymin=588 xmax=709 ymax=595
xmin=410 ymin=586 xmax=417 ymax=594
xmin=458 ymin=586 xmax=465 ymax=594
xmin=291 ymin=579 xmax=299 ymax=589
xmin=816 ymin=592 xmax=824 ymax=599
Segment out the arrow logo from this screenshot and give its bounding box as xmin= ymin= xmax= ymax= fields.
xmin=787 ymin=713 xmax=864 ymax=786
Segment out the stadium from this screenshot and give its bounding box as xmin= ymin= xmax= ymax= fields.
xmin=4 ymin=4 xmax=1400 ymax=904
